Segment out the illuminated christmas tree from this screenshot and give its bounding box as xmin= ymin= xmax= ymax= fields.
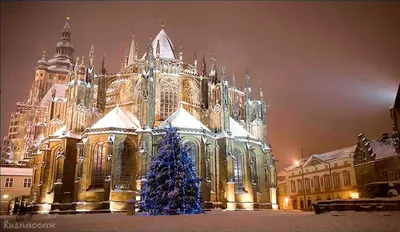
xmin=141 ymin=126 xmax=202 ymax=215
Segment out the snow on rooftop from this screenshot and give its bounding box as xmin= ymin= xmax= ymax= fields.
xmin=52 ymin=125 xmax=66 ymax=137
xmin=284 ymin=158 xmax=308 ymax=171
xmin=91 ymin=105 xmax=140 ymax=130
xmin=40 ymin=84 xmax=66 ymax=107
xmin=60 ymin=131 xmax=82 ymax=140
xmin=313 ymin=145 xmax=356 ymax=161
xmin=369 ymin=139 xmax=398 ymax=160
xmin=158 ymin=106 xmax=211 ymax=132
xmin=229 ymin=117 xmax=252 ymax=138
xmin=141 ymin=29 xmax=177 ymax=60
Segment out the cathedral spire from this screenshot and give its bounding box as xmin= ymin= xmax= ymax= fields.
xmin=245 ymin=66 xmax=251 ymax=100
xmin=128 ymin=34 xmax=136 ymax=66
xmin=232 ymin=70 xmax=236 ymax=89
xmin=221 ymin=65 xmax=230 ymax=133
xmin=124 ymin=49 xmax=129 ymax=67
xmin=55 ymin=15 xmax=74 ymax=60
xmin=88 ymin=44 xmax=95 ymax=68
xmin=179 ymin=46 xmax=183 ymax=61
xmin=193 ymin=51 xmax=197 ymax=69
xmin=202 ymin=55 xmax=207 ymax=77
xmin=135 ymin=42 xmax=138 ymax=60
xmin=259 ymin=81 xmax=264 ymax=101
xmin=101 ymin=53 xmax=107 ymax=75
xmin=210 ymin=49 xmax=217 ymax=84
xmin=37 ymin=50 xmax=47 ymax=68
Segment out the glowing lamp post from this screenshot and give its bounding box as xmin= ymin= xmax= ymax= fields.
xmin=295 ymin=160 xmax=307 ymax=211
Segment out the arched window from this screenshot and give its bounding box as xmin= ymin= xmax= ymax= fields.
xmin=233 ymin=148 xmax=244 ymax=191
xmin=265 ymin=166 xmax=270 ymax=186
xmin=160 ymin=78 xmax=178 ymax=120
xmin=92 ymin=142 xmax=106 ymax=188
xmin=115 ymin=142 xmax=133 ymax=190
xmin=251 ymin=154 xmax=258 ymax=185
xmin=55 ymin=153 xmax=64 ymax=183
xmin=185 ymin=141 xmax=197 ymax=169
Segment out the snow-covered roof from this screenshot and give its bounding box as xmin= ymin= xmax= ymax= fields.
xmin=370 ymin=139 xmax=398 ymax=160
xmin=313 ymin=145 xmax=356 ymax=161
xmin=229 ymin=117 xmax=252 ymax=138
xmin=141 ymin=29 xmax=177 ymax=60
xmin=40 ymin=84 xmax=66 ymax=107
xmin=91 ymin=105 xmax=140 ymax=130
xmin=284 ymin=158 xmax=308 ymax=171
xmin=52 ymin=125 xmax=66 ymax=137
xmin=158 ymin=106 xmax=211 ymax=132
xmin=60 ymin=131 xmax=82 ymax=140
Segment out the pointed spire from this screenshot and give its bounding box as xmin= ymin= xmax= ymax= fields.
xmin=245 ymin=66 xmax=251 ymax=99
xmin=232 ymin=70 xmax=236 ymax=88
xmin=38 ymin=50 xmax=47 ymax=68
xmin=159 ymin=18 xmax=166 ymax=29
xmin=202 ymin=55 xmax=207 ymax=77
xmin=101 ymin=53 xmax=107 ymax=75
xmin=52 ymin=15 xmax=74 ymax=74
xmin=210 ymin=48 xmax=217 ymax=83
xmin=124 ymin=49 xmax=129 ymax=67
xmin=80 ymin=56 xmax=85 ymax=66
xmin=74 ymin=57 xmax=80 ymax=79
xmin=221 ymin=65 xmax=227 ymax=82
xmin=41 ymin=50 xmax=46 ymax=60
xmin=128 ymin=33 xmax=136 ymax=65
xmin=179 ymin=46 xmax=183 ymax=61
xmin=135 ymin=42 xmax=138 ymax=60
xmin=193 ymin=51 xmax=198 ymax=68
xmin=88 ymin=44 xmax=95 ymax=67
xmin=259 ymin=81 xmax=264 ymax=100
xmin=63 ymin=13 xmax=71 ymax=32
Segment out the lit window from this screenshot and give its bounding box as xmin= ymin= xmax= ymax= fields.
xmin=333 ymin=173 xmax=340 ymax=188
xmin=233 ymin=148 xmax=244 ymax=191
xmin=291 ymin=180 xmax=296 ymax=192
xmin=185 ymin=141 xmax=197 ymax=168
xmin=343 ymin=171 xmax=351 ymax=186
xmin=92 ymin=142 xmax=106 ymax=188
xmin=55 ymin=151 xmax=64 ymax=183
xmin=115 ymin=142 xmax=133 ymax=190
xmin=314 ymin=176 xmax=320 ymax=189
xmin=23 ymin=178 xmax=32 ymax=188
xmin=159 ymin=78 xmax=178 ymax=120
xmin=323 ymin=175 xmax=330 ymax=188
xmin=383 ymin=171 xmax=388 ymax=181
xmin=5 ymin=177 xmax=14 ymax=188
xmin=298 ymin=179 xmax=303 ymax=192
xmin=305 ymin=178 xmax=311 ymax=191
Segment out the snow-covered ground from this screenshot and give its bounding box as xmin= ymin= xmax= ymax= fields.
xmin=2 ymin=210 xmax=400 ymax=232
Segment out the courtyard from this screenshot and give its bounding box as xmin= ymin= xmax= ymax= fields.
xmin=1 ymin=210 xmax=400 ymax=232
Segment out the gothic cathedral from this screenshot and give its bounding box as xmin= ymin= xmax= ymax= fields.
xmin=2 ymin=18 xmax=277 ymax=213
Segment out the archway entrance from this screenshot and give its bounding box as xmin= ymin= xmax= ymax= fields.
xmin=7 ymin=195 xmax=30 ymax=215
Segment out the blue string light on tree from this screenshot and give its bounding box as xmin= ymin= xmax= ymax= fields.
xmin=141 ymin=125 xmax=203 ymax=215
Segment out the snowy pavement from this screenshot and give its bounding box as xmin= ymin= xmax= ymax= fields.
xmin=2 ymin=210 xmax=400 ymax=232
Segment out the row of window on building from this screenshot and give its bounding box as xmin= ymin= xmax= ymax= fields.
xmin=4 ymin=177 xmax=32 ymax=188
xmin=287 ymin=171 xmax=351 ymax=193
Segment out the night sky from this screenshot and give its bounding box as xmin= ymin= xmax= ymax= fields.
xmin=1 ymin=2 xmax=400 ymax=171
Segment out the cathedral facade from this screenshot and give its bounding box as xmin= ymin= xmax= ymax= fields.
xmin=2 ymin=18 xmax=277 ymax=213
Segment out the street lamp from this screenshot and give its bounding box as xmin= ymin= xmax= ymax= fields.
xmin=295 ymin=160 xmax=307 ymax=211
xmin=321 ymin=160 xmax=334 ymax=200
